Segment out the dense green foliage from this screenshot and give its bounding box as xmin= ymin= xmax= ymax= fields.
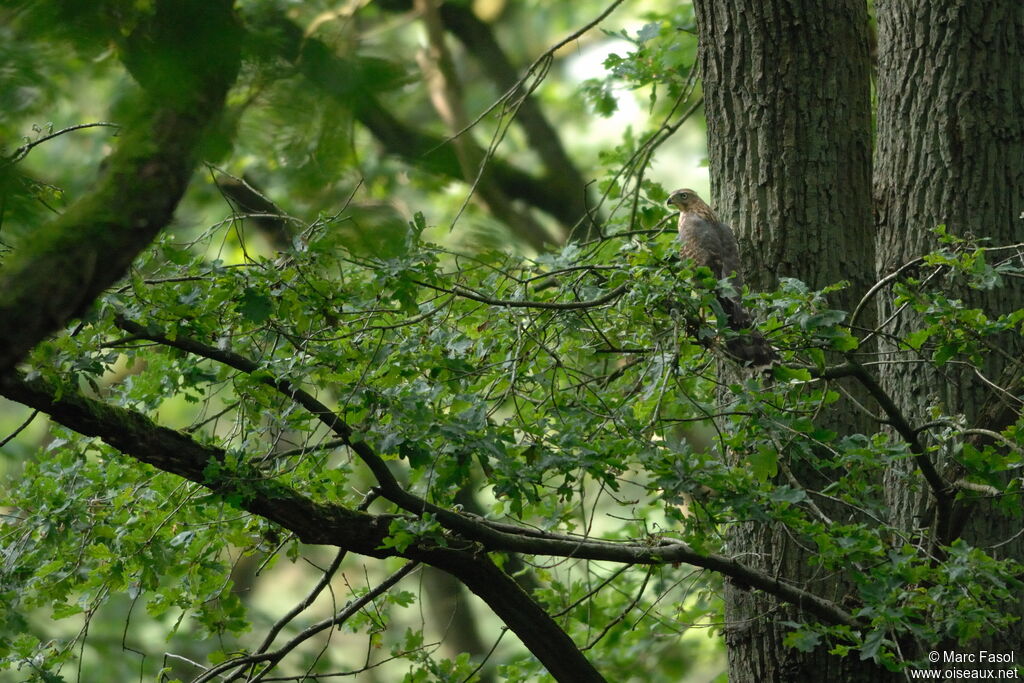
xmin=1 ymin=1 xmax=1022 ymax=682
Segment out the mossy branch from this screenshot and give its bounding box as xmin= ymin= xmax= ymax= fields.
xmin=0 ymin=0 xmax=241 ymax=374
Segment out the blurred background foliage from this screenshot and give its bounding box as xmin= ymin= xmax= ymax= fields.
xmin=0 ymin=1 xmax=728 ymax=681
xmin=2 ymin=0 xmax=707 ymax=257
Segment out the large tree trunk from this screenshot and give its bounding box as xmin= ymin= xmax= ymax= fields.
xmin=874 ymin=0 xmax=1024 ymax=656
xmin=692 ymin=2 xmax=886 ymax=681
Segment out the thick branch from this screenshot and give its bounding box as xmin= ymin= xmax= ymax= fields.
xmin=0 ymin=369 xmax=861 ymax=630
xmin=421 ymin=549 xmax=607 ymax=682
xmin=0 ymin=0 xmax=240 ymax=375
xmin=0 ymin=370 xmax=607 ymax=680
xmin=2 ymin=363 xmax=863 ymax=669
xmin=106 ymin=316 xmax=863 ymax=629
xmin=0 ymin=371 xmax=394 ymax=551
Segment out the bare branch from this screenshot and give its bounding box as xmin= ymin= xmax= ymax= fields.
xmin=848 ymin=253 xmax=927 ymax=331
xmin=821 ymin=360 xmax=954 ymax=543
xmin=253 ymin=11 xmax=583 ymax=240
xmin=436 ymin=2 xmax=596 ymax=237
xmin=414 ymin=0 xmax=553 ymax=249
xmin=198 ymin=562 xmax=419 ymax=683
xmin=4 ymin=122 xmax=120 ymax=166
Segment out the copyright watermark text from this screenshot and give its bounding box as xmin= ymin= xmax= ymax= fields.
xmin=908 ymin=650 xmax=1019 ymax=680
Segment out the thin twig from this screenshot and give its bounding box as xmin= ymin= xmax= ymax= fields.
xmin=92 ymin=321 xmax=863 ymax=629
xmin=0 ymin=409 xmax=38 ymax=448
xmin=194 ymin=562 xmax=418 ymax=683
xmin=839 ymin=360 xmax=953 ymax=541
xmin=6 ymin=122 xmax=120 ymax=165
xmin=428 ymin=0 xmax=629 ymax=153
xmin=413 ymin=281 xmax=627 ymax=310
xmin=245 ymin=562 xmax=419 ymax=683
xmin=848 ymin=254 xmax=926 ymax=330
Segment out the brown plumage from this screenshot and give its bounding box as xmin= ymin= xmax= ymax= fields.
xmin=666 ymin=188 xmax=776 ymax=367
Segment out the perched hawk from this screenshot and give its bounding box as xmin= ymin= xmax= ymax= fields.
xmin=666 ymin=188 xmax=776 ymax=367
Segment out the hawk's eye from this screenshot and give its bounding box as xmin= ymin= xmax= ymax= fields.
xmin=679 ymin=192 xmax=689 ymax=200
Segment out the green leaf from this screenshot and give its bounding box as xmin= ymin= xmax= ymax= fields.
xmin=801 ymin=310 xmax=846 ymax=329
xmin=237 ymin=288 xmax=273 ymax=323
xmin=904 ymin=328 xmax=932 ymax=350
xmin=932 ymin=343 xmax=958 ymax=365
xmin=773 ymin=366 xmax=812 ymax=382
xmin=768 ymin=486 xmax=807 ymax=504
xmin=636 ymin=22 xmax=660 ymax=44
xmin=749 ymin=446 xmax=778 ymax=480
xmin=829 ymin=332 xmax=859 ymax=351
xmin=783 ymin=627 xmax=821 ymax=653
xmin=859 ymin=628 xmax=887 ymax=661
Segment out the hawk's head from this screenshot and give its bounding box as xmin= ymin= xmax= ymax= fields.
xmin=666 ymin=189 xmax=717 ymax=222
xmin=666 ymin=188 xmax=703 ymax=210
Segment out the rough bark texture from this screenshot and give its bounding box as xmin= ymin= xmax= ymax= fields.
xmin=874 ymin=0 xmax=1024 ymax=656
xmin=693 ymin=1 xmax=875 ymax=299
xmin=692 ymin=1 xmax=884 ymax=681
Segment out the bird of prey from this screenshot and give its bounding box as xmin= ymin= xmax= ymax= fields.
xmin=666 ymin=188 xmax=776 ymax=367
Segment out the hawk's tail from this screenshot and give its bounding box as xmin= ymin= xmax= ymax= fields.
xmin=720 ymin=296 xmax=778 ymax=370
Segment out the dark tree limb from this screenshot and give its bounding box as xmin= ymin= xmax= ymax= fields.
xmin=815 ymin=359 xmax=954 ymax=544
xmin=0 ymin=370 xmax=607 ymax=681
xmin=0 ymin=371 xmax=394 ymax=551
xmin=103 ymin=316 xmax=863 ymax=629
xmin=420 ymin=549 xmax=607 ymax=683
xmin=0 ymin=0 xmax=241 ymax=376
xmin=0 ymin=367 xmax=863 ymax=635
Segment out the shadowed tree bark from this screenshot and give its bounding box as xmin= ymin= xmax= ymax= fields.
xmin=873 ymin=0 xmax=1024 ymax=659
xmin=692 ymin=1 xmax=885 ymax=680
